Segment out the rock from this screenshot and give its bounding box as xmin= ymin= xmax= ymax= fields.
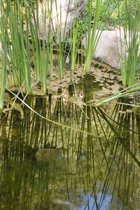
xmin=35 ymin=148 xmax=62 ymax=162
xmin=52 ymin=199 xmax=73 ymax=210
xmin=82 ymin=29 xmax=140 ymax=69
xmin=37 ymin=0 xmax=85 ymax=41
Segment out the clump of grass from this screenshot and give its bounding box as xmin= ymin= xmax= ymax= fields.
xmin=84 ymin=0 xmax=102 ymax=73
xmin=120 ymin=0 xmax=140 ymax=87
xmin=1 ymin=0 xmax=139 ymax=111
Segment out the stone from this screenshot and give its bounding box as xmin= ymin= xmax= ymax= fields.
xmin=82 ymin=29 xmax=140 ymax=70
xmin=37 ymin=0 xmax=85 ymax=41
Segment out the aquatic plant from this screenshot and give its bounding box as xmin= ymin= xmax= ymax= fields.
xmin=0 ymin=0 xmax=33 ymax=110
xmin=91 ymin=83 xmax=140 ymax=107
xmin=0 ymin=0 xmax=140 ymax=110
xmin=119 ymin=0 xmax=140 ymax=87
xmin=84 ymin=0 xmax=102 ymax=73
xmin=70 ymin=20 xmax=79 ymax=80
xmin=0 ymin=1 xmax=8 ymax=109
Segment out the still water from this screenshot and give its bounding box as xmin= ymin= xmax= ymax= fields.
xmin=0 ymin=78 xmax=140 ymax=210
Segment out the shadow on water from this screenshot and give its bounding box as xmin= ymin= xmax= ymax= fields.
xmin=0 ymin=74 xmax=140 ymax=210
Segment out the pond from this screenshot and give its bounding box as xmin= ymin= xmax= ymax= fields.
xmin=0 ymin=74 xmax=140 ymax=210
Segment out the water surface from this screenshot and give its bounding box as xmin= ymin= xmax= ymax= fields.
xmin=0 ymin=78 xmax=140 ymax=210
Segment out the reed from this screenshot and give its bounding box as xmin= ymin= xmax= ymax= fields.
xmin=10 ymin=1 xmax=31 ymax=89
xmin=29 ymin=0 xmax=41 ymax=82
xmin=88 ymin=0 xmax=140 ymax=107
xmin=0 ymin=0 xmax=33 ymax=105
xmin=1 ymin=0 xmax=139 ymax=110
xmin=0 ymin=2 xmax=7 ymax=109
xmin=84 ymin=0 xmax=102 ymax=73
xmin=70 ymin=19 xmax=79 ymax=80
xmin=91 ymin=83 xmax=140 ymax=107
xmin=120 ymin=0 xmax=140 ymax=87
xmin=31 ymin=0 xmax=50 ymax=93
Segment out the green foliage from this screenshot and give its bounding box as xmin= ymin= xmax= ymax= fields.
xmin=0 ymin=1 xmax=9 ymax=109
xmin=84 ymin=0 xmax=102 ymax=73
xmin=120 ymin=0 xmax=140 ymax=87
xmin=96 ymin=0 xmax=125 ymax=29
xmin=0 ymin=0 xmax=140 ymax=109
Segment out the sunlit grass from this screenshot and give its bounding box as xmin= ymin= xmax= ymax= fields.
xmin=119 ymin=0 xmax=140 ymax=87
xmin=70 ymin=19 xmax=79 ymax=80
xmin=84 ymin=0 xmax=102 ymax=73
xmin=0 ymin=1 xmax=8 ymax=109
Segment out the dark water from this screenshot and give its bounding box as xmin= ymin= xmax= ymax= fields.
xmin=0 ymin=76 xmax=140 ymax=210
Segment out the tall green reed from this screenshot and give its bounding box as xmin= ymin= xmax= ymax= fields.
xmin=10 ymin=1 xmax=31 ymax=89
xmin=30 ymin=0 xmax=49 ymax=93
xmin=0 ymin=0 xmax=54 ymax=100
xmin=0 ymin=0 xmax=32 ymax=101
xmin=0 ymin=1 xmax=8 ymax=109
xmin=68 ymin=0 xmax=85 ymax=80
xmin=119 ymin=0 xmax=140 ymax=87
xmin=30 ymin=0 xmax=42 ymax=83
xmin=70 ymin=17 xmax=79 ymax=80
xmin=87 ymin=0 xmax=140 ymax=107
xmin=1 ymin=0 xmax=73 ymax=108
xmin=3 ymin=0 xmax=140 ymax=111
xmin=84 ymin=0 xmax=102 ymax=73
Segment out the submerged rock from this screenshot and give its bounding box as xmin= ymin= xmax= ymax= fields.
xmin=82 ymin=29 xmax=140 ymax=69
xmin=52 ymin=199 xmax=73 ymax=210
xmin=35 ymin=148 xmax=63 ymax=162
xmin=37 ymin=0 xmax=85 ymax=41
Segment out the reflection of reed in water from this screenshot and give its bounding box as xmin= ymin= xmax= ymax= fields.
xmin=0 ymin=84 xmax=139 ymax=209
xmin=92 ymin=98 xmax=140 ymax=210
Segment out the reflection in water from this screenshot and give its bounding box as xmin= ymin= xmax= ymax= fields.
xmin=0 ymin=77 xmax=140 ymax=210
xmin=74 ymin=192 xmax=122 ymax=210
